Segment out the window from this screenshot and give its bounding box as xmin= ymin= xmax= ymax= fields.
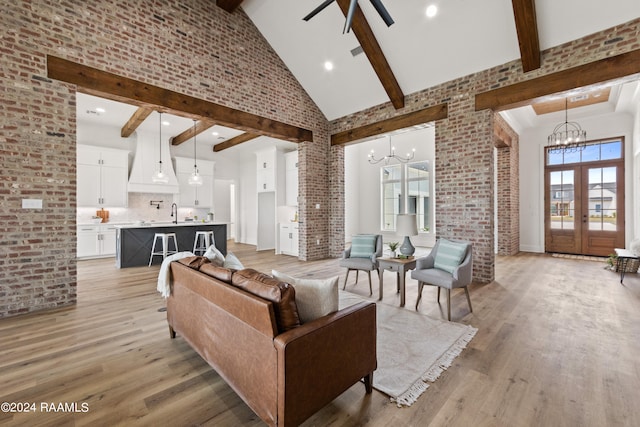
xmin=381 ymin=161 xmax=431 ymax=232
xmin=547 ymin=139 xmax=622 ymax=165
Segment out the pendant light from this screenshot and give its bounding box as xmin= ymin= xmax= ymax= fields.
xmin=151 ymin=111 xmax=169 ymax=183
xmin=547 ymin=98 xmax=587 ymax=154
xmin=188 ymin=119 xmax=203 ymax=186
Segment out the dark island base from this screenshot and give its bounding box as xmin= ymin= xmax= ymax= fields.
xmin=116 ymin=224 xmax=227 ymax=268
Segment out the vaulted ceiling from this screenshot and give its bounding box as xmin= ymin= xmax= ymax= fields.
xmin=238 ymin=0 xmax=640 ymax=120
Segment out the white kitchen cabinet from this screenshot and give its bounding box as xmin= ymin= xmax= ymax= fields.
xmin=77 ymin=145 xmax=129 ymax=207
xmin=256 ymin=148 xmax=276 ymax=192
xmin=284 ymin=150 xmax=298 ymax=206
xmin=279 ymin=223 xmax=299 ymax=256
xmin=77 ymin=224 xmax=118 ymax=259
xmin=174 ymin=157 xmax=214 ymax=208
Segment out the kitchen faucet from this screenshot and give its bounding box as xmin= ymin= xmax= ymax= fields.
xmin=170 ymin=203 xmax=178 ymax=224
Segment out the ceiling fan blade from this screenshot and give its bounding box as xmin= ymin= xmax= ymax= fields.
xmin=369 ymin=0 xmax=394 ymax=27
xmin=343 ymin=0 xmax=358 ymax=33
xmin=303 ymin=0 xmax=336 ymax=21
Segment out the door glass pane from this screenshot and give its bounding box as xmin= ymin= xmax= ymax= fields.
xmin=547 ymin=150 xmax=563 ymax=165
xmin=549 ymin=170 xmax=574 ymax=230
xmin=587 ymin=166 xmax=617 ymax=232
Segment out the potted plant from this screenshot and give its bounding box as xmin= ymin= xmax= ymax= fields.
xmin=387 ymin=242 xmax=399 ymax=258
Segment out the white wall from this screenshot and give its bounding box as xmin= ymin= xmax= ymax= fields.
xmin=519 ymin=112 xmax=635 ymax=253
xmin=344 ymin=126 xmax=436 ymax=248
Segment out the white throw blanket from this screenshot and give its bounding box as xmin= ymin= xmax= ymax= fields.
xmin=156 ymin=251 xmax=195 ymax=298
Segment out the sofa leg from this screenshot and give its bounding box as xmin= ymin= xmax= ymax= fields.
xmin=363 ymin=373 xmax=373 ymax=394
xmin=169 ymin=325 xmax=176 ymax=339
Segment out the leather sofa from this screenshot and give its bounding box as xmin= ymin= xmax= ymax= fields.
xmin=167 ymin=257 xmax=377 ymax=427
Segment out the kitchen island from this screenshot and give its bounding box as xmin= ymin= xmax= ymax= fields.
xmin=115 ymin=222 xmax=227 ymax=268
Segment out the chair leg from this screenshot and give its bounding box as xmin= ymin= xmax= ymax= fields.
xmin=415 ymin=282 xmax=424 ymax=309
xmin=437 ymin=287 xmax=441 ymax=302
xmin=355 ymin=270 xmax=359 ymax=283
xmin=464 ymin=286 xmax=473 ymax=313
xmin=447 ymin=289 xmax=451 ymax=321
xmin=343 ymin=269 xmax=351 ymax=290
xmin=366 ymin=271 xmax=372 ymax=296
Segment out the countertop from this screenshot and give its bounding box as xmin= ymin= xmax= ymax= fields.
xmin=114 ymin=221 xmax=228 ymax=229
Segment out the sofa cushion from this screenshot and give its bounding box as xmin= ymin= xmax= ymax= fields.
xmin=434 ymin=239 xmax=467 ymax=274
xmin=272 ymin=270 xmax=339 ymax=324
xmin=177 ymin=256 xmax=211 ymax=270
xmin=232 ymin=269 xmax=301 ymax=332
xmin=199 ymin=264 xmax=234 ymax=283
xmin=350 ymin=235 xmax=377 ymax=258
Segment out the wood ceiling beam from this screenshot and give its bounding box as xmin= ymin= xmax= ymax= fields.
xmin=216 ymin=0 xmax=244 ymax=13
xmin=170 ymin=120 xmax=216 ymax=146
xmin=494 ymin=126 xmax=512 ymax=148
xmin=47 ymin=55 xmax=312 ymax=143
xmin=511 ymin=0 xmax=541 ymax=72
xmin=120 ymin=106 xmax=153 ymax=138
xmin=336 ymin=0 xmax=405 ymax=110
xmin=213 ymin=132 xmax=260 ymax=152
xmin=475 ymin=48 xmax=640 ymax=111
xmin=331 ymin=103 xmax=447 ymax=146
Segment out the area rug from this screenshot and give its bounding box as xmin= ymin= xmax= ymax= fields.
xmin=339 ymin=291 xmax=477 ymax=407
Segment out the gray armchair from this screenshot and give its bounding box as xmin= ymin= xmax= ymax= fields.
xmin=340 ymin=234 xmax=383 ymax=296
xmin=411 ymin=239 xmax=473 ymax=321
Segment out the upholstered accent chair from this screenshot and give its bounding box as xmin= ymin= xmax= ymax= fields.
xmin=340 ymin=234 xmax=383 ymax=296
xmin=411 ymin=238 xmax=473 ymax=321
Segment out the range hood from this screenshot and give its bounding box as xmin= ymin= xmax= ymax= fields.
xmin=128 ymin=130 xmax=179 ymax=194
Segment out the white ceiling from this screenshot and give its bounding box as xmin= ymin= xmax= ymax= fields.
xmin=76 ymin=1 xmax=640 ymax=153
xmin=242 ymin=0 xmax=640 ymax=121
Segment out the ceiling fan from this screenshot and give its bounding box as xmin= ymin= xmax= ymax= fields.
xmin=303 ymin=0 xmax=394 ymax=34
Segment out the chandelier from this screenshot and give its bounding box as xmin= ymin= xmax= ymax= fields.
xmin=547 ymin=99 xmax=587 ymax=154
xmin=368 ymin=135 xmax=415 ymax=164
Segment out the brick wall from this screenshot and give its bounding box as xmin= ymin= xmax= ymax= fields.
xmin=0 ymin=0 xmax=329 ymax=318
xmin=495 ymin=114 xmax=520 ymax=256
xmin=1 ymin=0 xmax=639 ymax=316
xmin=331 ymin=18 xmax=640 ymax=283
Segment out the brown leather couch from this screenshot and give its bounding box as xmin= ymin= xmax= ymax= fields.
xmin=167 ymin=257 xmax=377 ymax=427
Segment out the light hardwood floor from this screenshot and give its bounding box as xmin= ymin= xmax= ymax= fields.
xmin=1 ymin=243 xmax=639 ymax=426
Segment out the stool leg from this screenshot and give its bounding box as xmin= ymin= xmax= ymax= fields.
xmin=162 ymin=235 xmax=168 ymax=259
xmin=149 ymin=235 xmax=158 ymax=267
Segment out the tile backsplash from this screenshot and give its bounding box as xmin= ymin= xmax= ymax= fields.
xmin=77 ymin=193 xmax=210 ymax=224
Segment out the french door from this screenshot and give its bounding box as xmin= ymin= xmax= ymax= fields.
xmin=545 ymin=139 xmax=625 ymax=256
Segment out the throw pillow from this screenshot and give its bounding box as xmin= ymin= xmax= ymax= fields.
xmin=231 ymin=268 xmax=301 ymax=332
xmin=203 ymin=244 xmax=225 ymax=267
xmin=434 ymin=239 xmax=468 ymax=274
xmin=350 ymin=235 xmax=377 ymax=258
xmin=272 ymin=270 xmax=339 ymax=323
xmin=223 ymin=252 xmax=244 ymax=270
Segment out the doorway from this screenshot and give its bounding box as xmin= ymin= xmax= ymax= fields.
xmin=545 ymin=138 xmax=625 ymax=256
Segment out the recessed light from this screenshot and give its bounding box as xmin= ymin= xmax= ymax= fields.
xmin=162 ymin=121 xmax=170 ymax=126
xmin=95 ymin=107 xmax=105 ymax=113
xmin=212 ymin=131 xmax=219 ymax=136
xmin=324 ymin=61 xmax=334 ymax=71
xmin=426 ymin=5 xmax=438 ymax=18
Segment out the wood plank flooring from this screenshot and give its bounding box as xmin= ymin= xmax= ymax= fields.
xmin=1 ymin=242 xmax=639 ymax=426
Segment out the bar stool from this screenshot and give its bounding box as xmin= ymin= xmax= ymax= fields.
xmin=193 ymin=230 xmax=215 ymax=255
xmin=149 ymin=232 xmax=179 ymax=266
